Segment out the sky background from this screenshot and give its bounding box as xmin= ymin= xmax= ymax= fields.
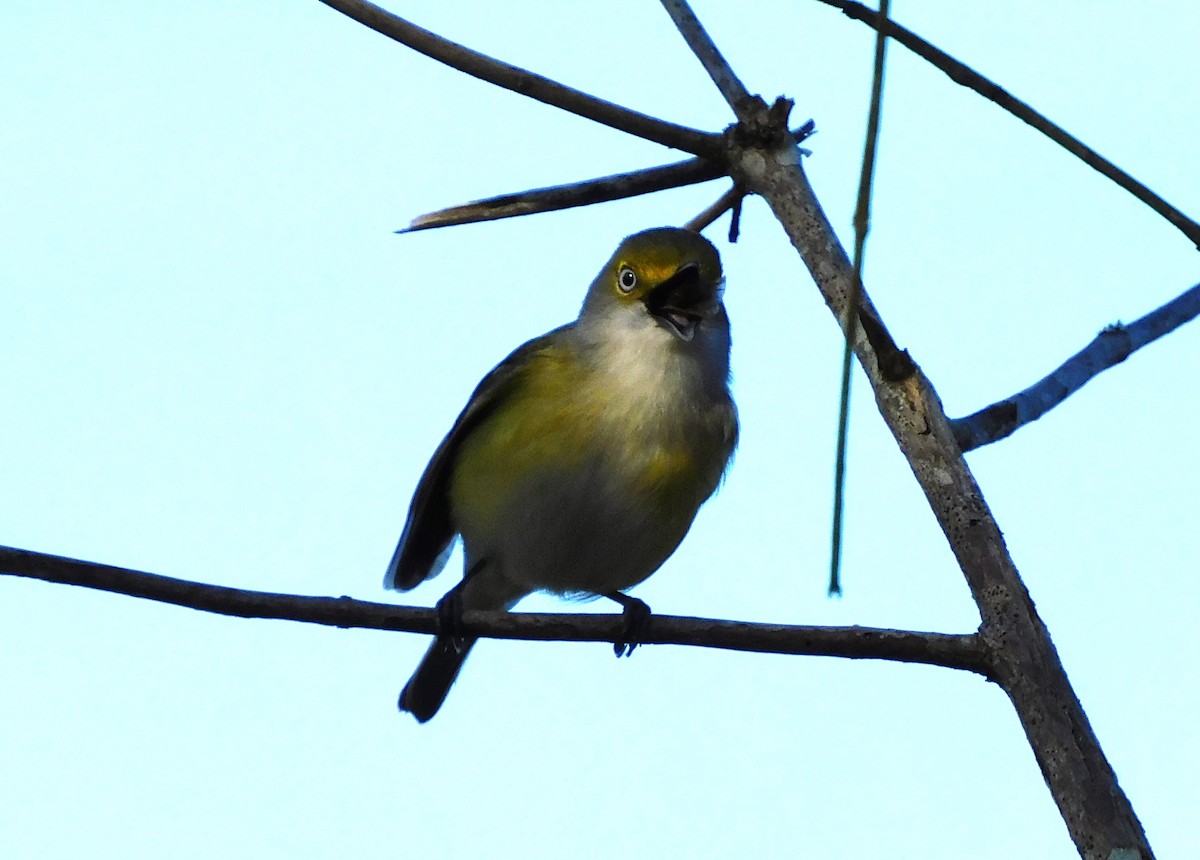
xmin=3 ymin=1 xmax=1197 ymax=857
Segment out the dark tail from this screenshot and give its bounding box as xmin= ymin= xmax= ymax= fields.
xmin=399 ymin=636 xmax=477 ymax=723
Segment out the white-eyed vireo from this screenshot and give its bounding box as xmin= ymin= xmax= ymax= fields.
xmin=385 ymin=226 xmax=737 ymax=722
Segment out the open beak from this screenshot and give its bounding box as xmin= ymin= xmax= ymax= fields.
xmin=644 ymin=262 xmax=713 ymax=342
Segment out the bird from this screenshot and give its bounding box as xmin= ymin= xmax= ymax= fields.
xmin=385 ymin=226 xmax=737 ymax=722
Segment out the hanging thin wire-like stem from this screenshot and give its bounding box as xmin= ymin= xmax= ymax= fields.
xmin=830 ymin=0 xmax=890 ymax=596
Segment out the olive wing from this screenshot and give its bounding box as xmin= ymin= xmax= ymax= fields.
xmin=383 ymin=327 xmax=568 ymax=590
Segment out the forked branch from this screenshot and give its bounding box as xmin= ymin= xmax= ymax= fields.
xmin=644 ymin=0 xmax=1158 ymax=852
xmin=716 ymin=83 xmax=1155 ymax=860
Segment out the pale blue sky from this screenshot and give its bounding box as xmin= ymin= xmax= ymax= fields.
xmin=2 ymin=2 xmax=1197 ymax=857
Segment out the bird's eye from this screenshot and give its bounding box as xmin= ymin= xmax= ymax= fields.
xmin=617 ymin=266 xmax=638 ymax=293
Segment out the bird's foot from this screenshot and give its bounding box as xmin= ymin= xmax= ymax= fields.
xmin=604 ymin=592 xmax=651 ymax=658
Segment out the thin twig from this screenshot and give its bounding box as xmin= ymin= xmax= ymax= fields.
xmin=831 ymin=0 xmax=890 ymax=597
xmin=0 ymin=546 xmax=991 ymax=674
xmin=814 ymin=0 xmax=1200 ymax=250
xmin=728 ymin=194 xmax=744 ymax=242
xmin=685 ymin=184 xmax=743 ymax=233
xmin=951 ymin=282 xmax=1200 ymax=452
xmin=401 ymin=157 xmax=727 ymax=233
xmin=658 ymin=0 xmax=753 ymax=118
xmin=402 ymin=121 xmax=814 ymax=234
xmin=317 ymin=0 xmax=720 ymax=158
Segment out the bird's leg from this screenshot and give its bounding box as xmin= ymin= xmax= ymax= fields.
xmin=434 ymin=587 xmax=465 ymax=649
xmin=435 ymin=559 xmax=487 ymax=653
xmin=603 ymin=592 xmax=651 ymax=658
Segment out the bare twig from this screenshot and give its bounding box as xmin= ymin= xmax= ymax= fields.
xmin=0 ymin=546 xmax=989 ymax=674
xmin=727 ymin=194 xmax=744 ymax=242
xmin=400 ymin=157 xmax=727 ymax=233
xmin=813 ymin=0 xmax=1200 ymax=250
xmin=952 ymin=282 xmax=1200 ymax=452
xmin=685 ymin=184 xmax=743 ymax=233
xmin=658 ymin=0 xmax=753 ymax=118
xmin=402 ymin=121 xmax=814 ymax=234
xmin=831 ymin=0 xmax=890 ymax=597
xmin=317 ymin=0 xmax=720 ymax=158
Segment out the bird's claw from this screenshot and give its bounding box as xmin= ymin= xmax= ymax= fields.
xmin=606 ymin=593 xmax=651 ymax=658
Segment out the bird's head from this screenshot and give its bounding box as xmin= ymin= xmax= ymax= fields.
xmin=580 ymin=227 xmax=726 ymax=344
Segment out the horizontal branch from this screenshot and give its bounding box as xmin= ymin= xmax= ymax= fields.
xmin=815 ymin=0 xmax=1200 ymax=249
xmin=952 ymin=281 xmax=1200 ymax=451
xmin=399 ymin=156 xmax=727 ymax=233
xmin=317 ymin=0 xmax=720 ymax=158
xmin=0 ymin=545 xmax=990 ymax=675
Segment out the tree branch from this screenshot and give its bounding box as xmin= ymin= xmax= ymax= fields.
xmin=317 ymin=0 xmax=720 ymax=158
xmin=721 ymin=92 xmax=1154 ymax=860
xmin=658 ymin=0 xmax=753 ymax=119
xmin=952 ymin=281 xmax=1200 ymax=451
xmin=399 ymin=156 xmax=727 ymax=234
xmin=0 ymin=545 xmax=989 ymax=674
xmin=813 ymin=0 xmax=1200 ymax=250
xmin=684 ymin=183 xmax=743 ymax=233
xmin=399 ymin=121 xmax=814 ymax=233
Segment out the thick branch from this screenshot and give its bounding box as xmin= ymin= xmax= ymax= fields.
xmin=813 ymin=0 xmax=1200 ymax=249
xmin=317 ymin=0 xmax=719 ymax=158
xmin=952 ymin=282 xmax=1200 ymax=451
xmin=0 ymin=546 xmax=988 ymax=674
xmin=722 ymin=100 xmax=1154 ymax=859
